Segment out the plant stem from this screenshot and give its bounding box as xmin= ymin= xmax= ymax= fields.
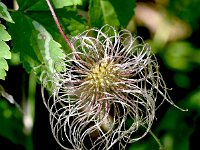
xmin=7 ymin=8 xmax=15 ymax=12
xmin=45 ymin=0 xmax=75 ymax=52
xmin=149 ymin=129 xmax=164 ymax=150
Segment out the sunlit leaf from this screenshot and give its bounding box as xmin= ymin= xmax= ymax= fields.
xmin=17 ymin=0 xmax=83 ymax=11
xmin=52 ymin=0 xmax=83 ymax=8
xmin=0 ymin=24 xmax=11 ymax=80
xmin=89 ymin=0 xmax=120 ymax=28
xmin=0 ymin=39 xmax=11 ymax=60
xmin=32 ymin=21 xmax=65 ymax=73
xmin=0 ymin=2 xmax=14 ymax=23
xmin=89 ymin=0 xmax=135 ymax=28
xmin=0 ymin=2 xmax=13 ymax=80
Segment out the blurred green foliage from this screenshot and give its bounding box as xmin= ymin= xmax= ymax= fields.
xmin=0 ymin=99 xmax=32 ymax=150
xmin=0 ymin=0 xmax=200 ymax=149
xmin=167 ymin=0 xmax=200 ymax=30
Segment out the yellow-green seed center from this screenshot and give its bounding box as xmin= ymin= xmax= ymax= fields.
xmin=87 ymin=60 xmax=119 ymax=90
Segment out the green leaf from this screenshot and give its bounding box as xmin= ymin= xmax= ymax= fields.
xmin=0 ymin=58 xmax=8 ymax=79
xmin=0 ymin=41 xmax=11 ymax=60
xmin=16 ymin=0 xmax=39 ymax=11
xmin=89 ymin=0 xmax=135 ymax=28
xmin=32 ymin=21 xmax=65 ymax=73
xmin=0 ymin=2 xmax=14 ymax=23
xmin=9 ymin=1 xmax=86 ymax=79
xmin=17 ymin=0 xmax=83 ymax=11
xmin=109 ymin=0 xmax=135 ymax=27
xmin=15 ymin=0 xmax=86 ymax=38
xmin=8 ymin=12 xmax=41 ymax=73
xmin=52 ymin=0 xmax=83 ymax=8
xmin=8 ymin=11 xmax=66 ymax=76
xmin=0 ymin=24 xmax=11 ymax=41
xmin=27 ymin=7 xmax=86 ymax=47
xmin=25 ymin=1 xmax=49 ymax=11
xmin=89 ymin=0 xmax=120 ymax=28
xmin=0 ymin=24 xmax=11 ymax=80
xmin=88 ymin=0 xmax=104 ymax=28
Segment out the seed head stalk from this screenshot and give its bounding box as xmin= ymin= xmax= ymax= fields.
xmin=46 ymin=0 xmax=79 ymax=58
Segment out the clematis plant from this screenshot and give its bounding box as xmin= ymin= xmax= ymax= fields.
xmin=41 ymin=0 xmax=186 ymax=149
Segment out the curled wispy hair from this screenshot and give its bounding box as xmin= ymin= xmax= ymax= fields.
xmin=41 ymin=25 xmax=184 ymax=150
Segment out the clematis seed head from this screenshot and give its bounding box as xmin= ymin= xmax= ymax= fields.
xmin=41 ymin=25 xmax=185 ymax=150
